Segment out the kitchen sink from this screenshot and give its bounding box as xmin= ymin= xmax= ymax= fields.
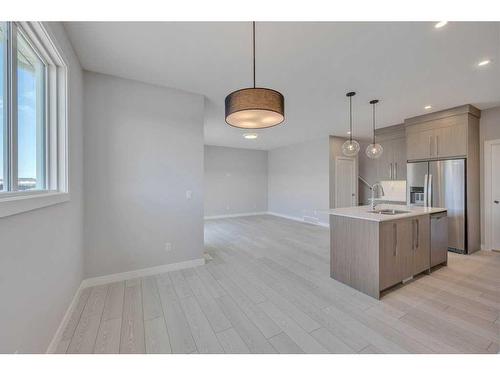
xmin=369 ymin=209 xmax=410 ymax=215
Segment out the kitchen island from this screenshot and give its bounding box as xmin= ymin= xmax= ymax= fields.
xmin=329 ymin=204 xmax=447 ymax=299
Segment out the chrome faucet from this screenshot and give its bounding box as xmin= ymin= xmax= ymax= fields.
xmin=370 ymin=182 xmax=385 ymax=211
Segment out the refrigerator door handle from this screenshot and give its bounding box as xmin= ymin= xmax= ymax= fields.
xmin=423 ymin=174 xmax=428 ymax=207
xmin=428 ymin=174 xmax=433 ymax=207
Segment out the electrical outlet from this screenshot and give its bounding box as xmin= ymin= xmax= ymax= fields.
xmin=186 ymin=190 xmax=192 ymax=200
xmin=165 ymin=242 xmax=172 ymax=252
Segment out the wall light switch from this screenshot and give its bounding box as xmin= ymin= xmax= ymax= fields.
xmin=165 ymin=242 xmax=172 ymax=252
xmin=186 ymin=190 xmax=192 ymax=200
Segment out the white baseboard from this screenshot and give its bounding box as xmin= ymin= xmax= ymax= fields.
xmin=46 ymin=257 xmax=205 ymax=353
xmin=204 ymin=211 xmax=267 ymax=220
xmin=266 ymin=211 xmax=329 ymax=228
xmin=81 ymin=258 xmax=205 ymax=288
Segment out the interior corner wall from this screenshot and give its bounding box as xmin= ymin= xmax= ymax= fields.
xmin=83 ymin=71 xmax=205 ymax=278
xmin=204 ymin=145 xmax=268 ymax=217
xmin=479 ymin=105 xmax=500 ymax=247
xmin=0 ymin=23 xmax=84 ymax=353
xmin=267 ymin=137 xmax=330 ymax=225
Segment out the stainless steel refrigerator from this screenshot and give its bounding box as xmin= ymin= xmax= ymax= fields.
xmin=407 ymin=159 xmax=466 ymax=254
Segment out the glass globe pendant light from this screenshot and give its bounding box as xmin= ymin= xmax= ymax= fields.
xmin=225 ymin=22 xmax=285 ymax=129
xmin=342 ymin=92 xmax=360 ymax=156
xmin=365 ymin=99 xmax=384 ymax=159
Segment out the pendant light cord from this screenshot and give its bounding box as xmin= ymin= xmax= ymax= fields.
xmin=372 ymin=102 xmax=376 ymax=144
xmin=349 ymin=96 xmax=353 ymax=142
xmin=253 ymin=21 xmax=256 ymax=88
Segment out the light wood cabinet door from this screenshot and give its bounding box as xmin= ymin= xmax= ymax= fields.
xmin=436 ymin=124 xmax=467 ymax=158
xmin=392 ymin=137 xmax=407 ymax=180
xmin=379 ymin=222 xmax=400 ymax=291
xmin=407 ymin=129 xmax=434 ymax=161
xmin=412 ymin=215 xmax=430 ymax=275
xmin=376 ymin=139 xmax=393 ymax=180
xmin=397 ymin=219 xmax=414 ymax=280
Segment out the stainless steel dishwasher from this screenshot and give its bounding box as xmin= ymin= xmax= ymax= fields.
xmin=430 ymin=211 xmax=448 ymax=267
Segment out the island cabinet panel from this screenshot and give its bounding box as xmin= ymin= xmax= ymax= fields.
xmin=412 ymin=215 xmax=430 ymax=275
xmin=379 ymin=219 xmax=414 ymax=290
xmin=330 ymin=216 xmax=380 ymax=299
xmin=397 ymin=219 xmax=414 ymax=281
xmin=379 ymin=222 xmax=400 ymax=290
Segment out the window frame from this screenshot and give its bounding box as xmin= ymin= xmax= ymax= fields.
xmin=0 ymin=22 xmax=69 ymax=218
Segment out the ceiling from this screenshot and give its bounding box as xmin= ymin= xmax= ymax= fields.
xmin=64 ymin=22 xmax=500 ymax=150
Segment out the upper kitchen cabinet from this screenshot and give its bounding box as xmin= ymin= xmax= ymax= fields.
xmin=405 ymin=105 xmax=480 ymax=161
xmin=375 ymin=124 xmax=406 ymax=181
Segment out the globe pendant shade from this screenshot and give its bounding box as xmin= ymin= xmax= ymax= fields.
xmin=365 ymin=143 xmax=384 ymax=159
xmin=342 ymin=139 xmax=360 ymax=157
xmin=225 ymin=88 xmax=285 ymax=129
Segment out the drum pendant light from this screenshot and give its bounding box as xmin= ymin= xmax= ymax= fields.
xmin=225 ymin=22 xmax=285 ymax=129
xmin=342 ymin=92 xmax=360 ymax=156
xmin=365 ymin=99 xmax=384 ymax=159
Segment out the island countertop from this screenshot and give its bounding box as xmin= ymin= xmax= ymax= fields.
xmin=325 ymin=204 xmax=447 ymax=222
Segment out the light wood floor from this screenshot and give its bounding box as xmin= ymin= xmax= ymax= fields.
xmin=55 ymin=215 xmax=500 ymax=354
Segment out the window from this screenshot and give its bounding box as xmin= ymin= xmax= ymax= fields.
xmin=0 ymin=22 xmax=68 ymax=217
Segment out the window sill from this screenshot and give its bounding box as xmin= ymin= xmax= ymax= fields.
xmin=0 ymin=191 xmax=70 ymax=218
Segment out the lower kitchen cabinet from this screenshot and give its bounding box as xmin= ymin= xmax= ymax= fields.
xmin=412 ymin=215 xmax=430 ymax=275
xmin=379 ymin=215 xmax=430 ymax=291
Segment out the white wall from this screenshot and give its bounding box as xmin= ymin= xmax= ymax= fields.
xmin=0 ymin=23 xmax=84 ymax=353
xmin=83 ymin=72 xmax=205 ymax=278
xmin=480 ymin=105 xmax=500 ymax=247
xmin=204 ymin=145 xmax=268 ymax=217
xmin=268 ymin=138 xmax=330 ymax=225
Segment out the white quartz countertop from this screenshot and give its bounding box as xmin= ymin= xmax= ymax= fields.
xmin=325 ymin=204 xmax=447 ymax=222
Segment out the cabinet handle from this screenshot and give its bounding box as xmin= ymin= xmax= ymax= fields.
xmin=416 ymin=219 xmax=419 ymax=249
xmin=436 ymin=135 xmax=439 ymax=156
xmin=412 ymin=220 xmax=415 ymax=250
xmin=389 ymin=163 xmax=392 ymax=179
xmin=429 ymin=136 xmax=432 ymax=156
xmin=393 ymin=223 xmax=397 ymax=256
xmin=395 ymin=163 xmax=398 ymax=179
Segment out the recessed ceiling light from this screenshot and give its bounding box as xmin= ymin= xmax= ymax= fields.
xmin=434 ymin=21 xmax=448 ymax=29
xmin=243 ymin=133 xmax=258 ymax=140
xmin=478 ymin=59 xmax=491 ymax=66
xmin=424 ymin=105 xmax=432 ymax=110
xmin=347 ymin=131 xmax=351 ymax=135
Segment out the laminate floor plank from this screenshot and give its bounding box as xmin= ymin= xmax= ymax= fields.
xmin=67 ymin=285 xmax=108 ymax=354
xmin=216 ymin=295 xmax=276 ymax=353
xmin=101 ymin=282 xmax=125 ymax=321
xmin=55 ymin=287 xmax=92 ymax=353
xmin=180 ymin=296 xmax=224 ymax=353
xmin=156 ymin=277 xmax=196 ymax=354
xmin=216 ymin=274 xmax=282 ymax=339
xmin=94 ymin=318 xmax=121 ymax=354
xmin=120 ymin=283 xmax=145 ymax=354
xmin=141 ymin=277 xmax=163 ymax=321
xmin=184 ymin=273 xmax=232 ymax=333
xmin=144 ymin=316 xmax=172 ymax=354
xmin=169 ymin=270 xmax=194 ymax=299
xmin=258 ymin=301 xmax=328 ymax=354
xmin=268 ymin=332 xmax=305 ymax=354
xmin=216 ymin=328 xmax=250 ymax=353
